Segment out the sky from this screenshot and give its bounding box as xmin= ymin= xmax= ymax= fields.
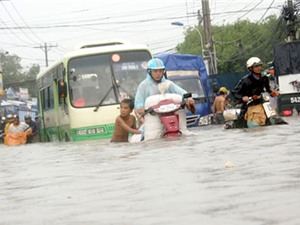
xmin=0 ymin=0 xmax=287 ymax=71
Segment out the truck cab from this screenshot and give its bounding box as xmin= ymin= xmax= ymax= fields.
xmin=273 ymin=41 xmax=300 ymax=115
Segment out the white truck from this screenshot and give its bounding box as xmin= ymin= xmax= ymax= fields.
xmin=273 ymin=41 xmax=300 ymax=115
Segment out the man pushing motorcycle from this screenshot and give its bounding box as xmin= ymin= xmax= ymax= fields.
xmin=231 ymin=57 xmax=280 ymax=127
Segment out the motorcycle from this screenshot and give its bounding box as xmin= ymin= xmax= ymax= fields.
xmin=129 ymin=83 xmax=192 ymax=142
xmin=224 ymin=92 xmax=287 ymax=129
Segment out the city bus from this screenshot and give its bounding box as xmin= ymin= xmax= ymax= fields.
xmin=36 ymin=40 xmax=152 ymax=142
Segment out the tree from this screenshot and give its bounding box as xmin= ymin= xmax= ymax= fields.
xmin=177 ymin=15 xmax=286 ymax=73
xmin=1 ymin=52 xmax=23 ymax=85
xmin=24 ymin=64 xmax=40 ymax=97
xmin=1 ymin=52 xmax=40 ymax=98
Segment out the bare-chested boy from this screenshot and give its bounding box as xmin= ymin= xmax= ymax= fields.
xmin=212 ymin=87 xmax=228 ymax=124
xmin=111 ymin=99 xmax=142 ymax=142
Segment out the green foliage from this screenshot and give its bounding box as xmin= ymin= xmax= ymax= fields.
xmin=177 ymin=27 xmax=205 ymax=56
xmin=1 ymin=53 xmax=23 ymax=83
xmin=1 ymin=52 xmax=40 ymax=97
xmin=177 ymin=15 xmax=286 ymax=73
xmin=24 ymin=64 xmax=40 ymax=97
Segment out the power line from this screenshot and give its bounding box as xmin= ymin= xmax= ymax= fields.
xmin=0 ymin=1 xmax=39 ymax=45
xmin=214 ymin=0 xmax=277 ymax=45
xmin=9 ymin=1 xmax=45 ymax=43
xmin=0 ymin=15 xmax=197 ymax=30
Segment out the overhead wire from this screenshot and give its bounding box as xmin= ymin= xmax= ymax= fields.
xmin=213 ymin=1 xmax=265 ymax=40
xmin=0 ymin=1 xmax=61 ymax=67
xmin=218 ymin=0 xmax=282 ymax=63
xmin=0 ymin=0 xmax=284 ymax=69
xmin=9 ymin=2 xmax=45 ymax=43
xmin=11 ymin=2 xmax=196 ymax=59
xmin=0 ymin=1 xmax=39 ymax=45
xmin=0 ymin=15 xmax=197 ymax=30
xmin=235 ymin=0 xmax=264 ymax=20
xmin=214 ymin=0 xmax=278 ymax=46
xmin=20 ymin=3 xmax=192 ymax=27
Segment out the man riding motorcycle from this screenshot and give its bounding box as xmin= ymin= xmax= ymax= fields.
xmin=231 ymin=57 xmax=279 ymax=127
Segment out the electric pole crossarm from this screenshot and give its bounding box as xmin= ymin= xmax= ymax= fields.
xmin=34 ymin=43 xmax=57 ymax=67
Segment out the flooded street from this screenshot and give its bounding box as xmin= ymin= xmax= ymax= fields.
xmin=1 ymin=115 xmax=300 ymax=225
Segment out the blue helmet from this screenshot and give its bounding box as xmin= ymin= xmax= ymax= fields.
xmin=147 ymin=58 xmax=166 ymax=82
xmin=147 ymin=58 xmax=165 ymax=70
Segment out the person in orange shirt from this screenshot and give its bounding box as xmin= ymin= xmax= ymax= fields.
xmin=5 ymin=115 xmax=32 ymax=146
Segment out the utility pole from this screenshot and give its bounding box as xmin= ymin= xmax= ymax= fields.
xmin=0 ymin=50 xmax=8 ymax=99
xmin=0 ymin=57 xmax=3 ymax=98
xmin=35 ymin=43 xmax=57 ymax=67
xmin=201 ymin=0 xmax=217 ymax=75
xmin=283 ymin=0 xmax=299 ymax=42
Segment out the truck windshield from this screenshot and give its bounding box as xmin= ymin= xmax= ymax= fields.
xmin=171 ymin=77 xmax=205 ymax=98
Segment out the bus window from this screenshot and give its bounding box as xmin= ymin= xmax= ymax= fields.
xmin=68 ymin=56 xmax=116 ymax=107
xmin=41 ymin=86 xmax=54 ymax=111
xmin=112 ymin=61 xmax=148 ymax=100
xmin=40 ymin=90 xmax=45 ymax=110
xmin=49 ymin=86 xmax=54 ymax=109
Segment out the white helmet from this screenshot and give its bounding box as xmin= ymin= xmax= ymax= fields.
xmin=246 ymin=57 xmax=262 ymax=68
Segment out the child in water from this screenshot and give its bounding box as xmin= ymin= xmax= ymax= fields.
xmin=111 ymin=99 xmax=142 ymax=142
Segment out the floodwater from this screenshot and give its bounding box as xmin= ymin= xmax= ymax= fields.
xmin=1 ymin=114 xmax=300 ymax=225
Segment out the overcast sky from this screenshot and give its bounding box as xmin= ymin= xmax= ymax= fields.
xmin=0 ymin=0 xmax=287 ymax=70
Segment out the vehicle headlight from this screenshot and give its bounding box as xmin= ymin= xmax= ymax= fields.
xmin=198 ymin=114 xmax=212 ymax=126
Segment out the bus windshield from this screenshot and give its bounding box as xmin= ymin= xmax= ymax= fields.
xmin=68 ymin=50 xmax=150 ymax=108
